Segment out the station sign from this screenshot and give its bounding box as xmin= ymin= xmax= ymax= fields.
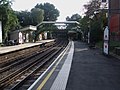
xmin=0 ymin=21 xmax=2 ymax=43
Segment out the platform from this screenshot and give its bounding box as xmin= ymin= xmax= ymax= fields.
xmin=28 ymin=41 xmax=120 ymax=90
xmin=28 ymin=41 xmax=74 ymax=90
xmin=0 ymin=39 xmax=54 ymax=54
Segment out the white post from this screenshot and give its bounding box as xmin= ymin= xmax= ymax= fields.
xmin=0 ymin=21 xmax=2 ymax=43
xmin=103 ymin=26 xmax=109 ymax=55
xmin=88 ymin=31 xmax=90 ymax=44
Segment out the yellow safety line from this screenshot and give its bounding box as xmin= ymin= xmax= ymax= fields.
xmin=37 ymin=49 xmax=66 ymax=90
xmin=37 ymin=67 xmax=56 ymax=90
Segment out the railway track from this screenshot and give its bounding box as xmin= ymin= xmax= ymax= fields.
xmin=0 ymin=42 xmax=56 ymax=74
xmin=0 ymin=41 xmax=56 ymax=80
xmin=0 ymin=41 xmax=57 ymax=80
xmin=0 ymin=40 xmax=68 ymax=90
xmin=0 ymin=41 xmax=55 ymax=68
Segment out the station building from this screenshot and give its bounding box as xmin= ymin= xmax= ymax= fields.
xmin=10 ymin=25 xmax=49 ymax=44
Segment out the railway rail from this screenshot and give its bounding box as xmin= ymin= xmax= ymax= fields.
xmin=0 ymin=40 xmax=68 ymax=90
xmin=0 ymin=42 xmax=56 ymax=74
xmin=0 ymin=41 xmax=55 ymax=68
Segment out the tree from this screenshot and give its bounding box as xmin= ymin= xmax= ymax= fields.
xmin=82 ymin=0 xmax=107 ymax=43
xmin=67 ymin=13 xmax=81 ymax=22
xmin=66 ymin=13 xmax=81 ymax=30
xmin=0 ymin=0 xmax=19 ymax=42
xmin=31 ymin=8 xmax=44 ymax=25
xmin=84 ymin=0 xmax=101 ymax=17
xmin=16 ymin=8 xmax=44 ymax=27
xmin=79 ymin=16 xmax=90 ymax=33
xmin=15 ymin=11 xmax=31 ymax=27
xmin=35 ymin=3 xmax=60 ymax=21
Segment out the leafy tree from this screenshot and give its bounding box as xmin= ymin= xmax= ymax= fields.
xmin=31 ymin=8 xmax=44 ymax=25
xmin=84 ymin=0 xmax=101 ymax=17
xmin=66 ymin=13 xmax=81 ymax=30
xmin=15 ymin=11 xmax=31 ymax=27
xmin=79 ymin=16 xmax=90 ymax=34
xmin=16 ymin=8 xmax=44 ymax=27
xmin=35 ymin=3 xmax=60 ymax=21
xmin=0 ymin=0 xmax=19 ymax=42
xmin=81 ymin=0 xmax=107 ymax=43
xmin=67 ymin=13 xmax=81 ymax=22
xmin=32 ymin=2 xmax=60 ymax=41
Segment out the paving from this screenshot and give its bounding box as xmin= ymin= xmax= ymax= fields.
xmin=66 ymin=41 xmax=120 ymax=90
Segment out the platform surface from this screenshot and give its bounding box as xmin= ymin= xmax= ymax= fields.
xmin=28 ymin=41 xmax=74 ymax=90
xmin=66 ymin=41 xmax=120 ymax=90
xmin=29 ymin=41 xmax=120 ymax=90
xmin=0 ymin=39 xmax=54 ymax=54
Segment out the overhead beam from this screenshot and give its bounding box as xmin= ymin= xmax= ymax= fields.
xmin=36 ymin=21 xmax=79 ymax=27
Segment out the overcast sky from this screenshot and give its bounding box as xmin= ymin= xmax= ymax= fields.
xmin=12 ymin=0 xmax=90 ymax=21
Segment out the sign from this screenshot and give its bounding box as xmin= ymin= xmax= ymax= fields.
xmin=103 ymin=26 xmax=109 ymax=55
xmin=0 ymin=21 xmax=2 ymax=43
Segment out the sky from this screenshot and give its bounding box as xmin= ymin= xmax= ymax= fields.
xmin=12 ymin=0 xmax=90 ymax=21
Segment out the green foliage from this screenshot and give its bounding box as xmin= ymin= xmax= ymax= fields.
xmin=31 ymin=8 xmax=44 ymax=25
xmin=16 ymin=2 xmax=59 ymax=28
xmin=66 ymin=13 xmax=81 ymax=30
xmin=79 ymin=16 xmax=90 ymax=32
xmin=0 ymin=0 xmax=19 ymax=41
xmin=15 ymin=8 xmax=44 ymax=27
xmin=15 ymin=2 xmax=59 ymax=42
xmin=79 ymin=0 xmax=107 ymax=42
xmin=90 ymin=18 xmax=103 ymax=42
xmin=66 ymin=14 xmax=81 ymax=22
xmin=33 ymin=2 xmax=60 ymax=40
xmin=96 ymin=41 xmax=103 ymax=48
xmin=84 ymin=0 xmax=101 ymax=17
xmin=35 ymin=3 xmax=60 ymax=21
xmin=15 ymin=11 xmax=31 ymax=27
